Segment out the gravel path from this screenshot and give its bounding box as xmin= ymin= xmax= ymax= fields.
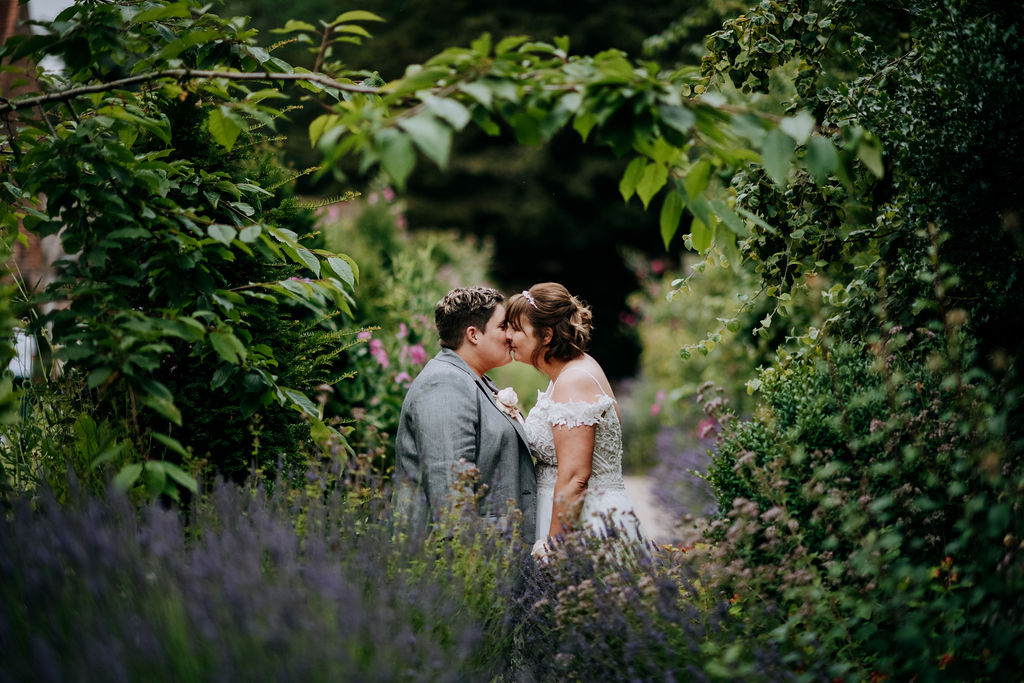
xmin=623 ymin=475 xmax=677 ymax=544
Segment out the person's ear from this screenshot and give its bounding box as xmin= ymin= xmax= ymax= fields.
xmin=465 ymin=326 xmax=480 ymax=346
xmin=542 ymin=327 xmax=553 ymax=346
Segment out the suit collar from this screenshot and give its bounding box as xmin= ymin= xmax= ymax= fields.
xmin=435 ymin=347 xmax=477 ymax=377
xmin=434 ymin=348 xmax=530 ymax=448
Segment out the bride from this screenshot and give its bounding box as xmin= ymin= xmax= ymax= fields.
xmin=504 ymin=282 xmax=648 ymax=558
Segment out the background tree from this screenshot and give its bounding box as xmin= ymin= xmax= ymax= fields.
xmin=226 ymin=0 xmax=729 ymax=377
xmin=1 ymin=1 xmax=361 ymax=494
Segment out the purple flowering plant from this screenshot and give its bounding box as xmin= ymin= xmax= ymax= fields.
xmin=1 ymin=463 xmax=811 ymax=682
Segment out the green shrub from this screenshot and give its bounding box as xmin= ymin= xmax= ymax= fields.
xmin=702 ymin=335 xmax=1024 ymax=679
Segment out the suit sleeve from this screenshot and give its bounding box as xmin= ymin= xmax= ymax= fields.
xmin=409 ymin=375 xmax=481 ymax=515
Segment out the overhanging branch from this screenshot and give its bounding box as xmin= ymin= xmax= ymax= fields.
xmin=0 ymin=69 xmax=381 ymax=114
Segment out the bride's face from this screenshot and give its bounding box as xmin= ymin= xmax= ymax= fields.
xmin=506 ymin=317 xmax=545 ymax=366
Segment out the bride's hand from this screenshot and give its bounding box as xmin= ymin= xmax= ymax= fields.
xmin=531 ymin=537 xmax=555 ymax=561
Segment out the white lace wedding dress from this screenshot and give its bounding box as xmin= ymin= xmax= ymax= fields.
xmin=525 ymin=370 xmax=648 ymax=547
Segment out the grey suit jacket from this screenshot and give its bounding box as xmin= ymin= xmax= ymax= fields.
xmin=393 ymin=348 xmax=537 ymax=541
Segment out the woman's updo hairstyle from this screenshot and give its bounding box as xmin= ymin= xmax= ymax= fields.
xmin=506 ymin=282 xmax=593 ymax=364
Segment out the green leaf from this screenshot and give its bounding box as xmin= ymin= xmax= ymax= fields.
xmin=207 ymin=107 xmax=244 ymax=150
xmin=113 ymin=464 xmax=143 ymax=492
xmin=709 ymin=199 xmax=747 ymax=237
xmin=326 ymin=256 xmax=355 ymax=287
xmin=96 ymin=106 xmax=172 ymax=144
xmin=333 ymin=10 xmax=385 ymax=23
xmin=143 ymin=462 xmax=167 ymax=497
xmin=89 ymin=441 xmax=129 ymax=469
xmin=425 ymin=96 xmax=471 ymax=131
xmin=282 ymin=387 xmax=319 ymax=418
xmin=471 ymin=33 xmax=492 ymax=56
xmin=130 ymin=1 xmax=190 ymax=24
xmin=397 ymin=113 xmax=452 ymax=169
xmin=87 ymin=367 xmax=114 ymax=389
xmin=239 ymin=224 xmax=262 ymax=243
xmin=284 ymin=244 xmax=321 ymax=276
xmin=152 ymin=432 xmax=190 ymax=458
xmin=391 ymin=65 xmax=450 ymax=95
xmin=687 ymin=194 xmax=714 ymax=232
xmin=618 ymin=157 xmax=646 ymax=201
xmin=333 ymin=24 xmax=372 ymax=38
xmin=140 ymin=394 xmax=182 ymax=426
xmin=717 ymin=229 xmax=743 ymax=267
xmin=636 ymin=163 xmax=668 ymax=209
xmin=736 ymin=206 xmax=778 ymax=234
xmin=496 ymin=35 xmax=529 ymax=55
xmin=780 ymin=110 xmax=816 ymax=146
xmin=210 ymin=331 xmax=248 ymax=365
xmin=805 ymin=136 xmax=839 ymax=185
xmin=337 ymin=253 xmax=359 ymax=284
xmin=572 ymin=110 xmax=597 ymax=141
xmin=274 ymin=19 xmax=317 ymax=33
xmin=149 ymin=29 xmax=222 ymax=66
xmin=207 ymin=224 xmax=236 ymax=246
xmin=309 ymin=114 xmax=338 ymax=147
xmin=683 ymin=159 xmax=711 ymax=201
xmin=761 ymin=129 xmax=794 ymax=186
xmin=691 ymin=217 xmax=712 ymax=253
xmin=658 ymin=105 xmax=696 ymax=137
xmin=857 ymin=137 xmax=884 ymax=178
xmin=374 ymin=128 xmax=416 ymax=190
xmin=459 ymin=82 xmax=492 ymax=108
xmin=163 ymin=462 xmax=198 ymax=493
xmin=659 ymin=188 xmax=686 ymax=249
xmin=509 ymin=111 xmax=542 ymax=146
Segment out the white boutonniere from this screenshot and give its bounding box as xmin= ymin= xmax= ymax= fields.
xmin=494 ymin=387 xmax=524 ymax=424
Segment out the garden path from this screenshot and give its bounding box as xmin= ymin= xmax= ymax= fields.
xmin=622 ymin=475 xmax=677 ymax=544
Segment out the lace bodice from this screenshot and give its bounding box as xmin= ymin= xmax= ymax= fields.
xmin=524 ymin=386 xmax=625 ymax=491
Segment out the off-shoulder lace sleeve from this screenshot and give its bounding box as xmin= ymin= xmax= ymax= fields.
xmin=542 ymin=394 xmax=616 ymax=428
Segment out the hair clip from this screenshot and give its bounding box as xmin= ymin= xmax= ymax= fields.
xmin=521 ymin=290 xmax=538 ymax=308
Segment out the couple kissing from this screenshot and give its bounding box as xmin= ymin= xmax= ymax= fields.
xmin=393 ymin=283 xmax=647 ymax=559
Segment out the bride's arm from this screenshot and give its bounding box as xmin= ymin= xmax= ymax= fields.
xmin=548 ymin=424 xmax=594 ymax=538
xmin=545 ymin=371 xmax=604 ymax=539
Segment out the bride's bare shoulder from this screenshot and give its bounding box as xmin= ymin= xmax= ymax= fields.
xmin=550 ymin=364 xmax=610 ymax=403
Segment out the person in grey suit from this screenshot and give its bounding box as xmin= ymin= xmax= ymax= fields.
xmin=394 ymin=286 xmax=537 ymax=541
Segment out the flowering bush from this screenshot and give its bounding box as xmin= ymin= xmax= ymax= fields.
xmin=700 ymin=336 xmax=1024 ymax=679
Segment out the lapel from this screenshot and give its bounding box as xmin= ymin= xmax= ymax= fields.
xmin=435 ymin=349 xmax=530 ymax=449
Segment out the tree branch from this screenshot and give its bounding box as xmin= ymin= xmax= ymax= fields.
xmin=0 ymin=69 xmax=381 ymax=114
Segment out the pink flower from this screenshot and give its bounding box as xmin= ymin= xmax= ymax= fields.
xmin=650 ymin=403 xmax=662 ymax=416
xmin=394 ymin=214 xmax=408 ymax=229
xmin=382 ymin=187 xmax=396 ymax=202
xmin=698 ymin=418 xmax=717 ymax=439
xmin=369 ymin=339 xmax=389 ymax=368
xmin=656 ymin=390 xmax=667 ymax=401
xmin=619 ymin=311 xmax=637 ymax=326
xmin=367 ymin=192 xmax=379 ymax=205
xmin=396 ymin=322 xmax=408 ymax=340
xmin=357 ymin=331 xmax=372 ymax=341
xmin=407 ymin=344 xmax=427 ymax=365
xmin=651 ymin=259 xmax=665 ymax=275
xmin=395 ymin=371 xmax=412 ymax=385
